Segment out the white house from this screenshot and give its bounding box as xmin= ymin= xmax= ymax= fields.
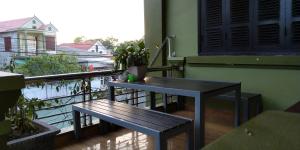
xmin=0 ymin=16 xmax=58 ymax=55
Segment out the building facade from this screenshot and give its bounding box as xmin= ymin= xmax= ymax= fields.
xmin=0 ymin=16 xmax=58 ymax=56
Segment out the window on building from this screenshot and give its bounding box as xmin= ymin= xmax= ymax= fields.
xmin=100 ymin=77 xmax=105 ymax=85
xmin=32 ymin=20 xmax=36 ymax=24
xmin=199 ymin=0 xmax=300 ymax=55
xmin=48 ymin=27 xmax=52 ymax=31
xmin=45 ymin=36 xmax=55 ymax=50
xmin=4 ymin=37 xmax=12 ymax=51
xmin=96 ymin=45 xmax=99 ymax=52
xmin=32 ymin=26 xmax=37 ymax=29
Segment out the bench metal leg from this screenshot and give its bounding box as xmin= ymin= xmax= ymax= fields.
xmin=163 ymin=94 xmax=168 ymax=112
xmin=73 ymin=110 xmax=81 ymax=139
xmin=155 ymin=134 xmax=167 ymax=150
xmin=257 ymin=98 xmax=263 ymax=114
xmin=186 ymin=124 xmax=194 ymax=150
xmin=150 ymin=92 xmax=156 ymax=110
xmin=235 ymin=87 xmax=241 ymax=127
xmin=177 ymin=95 xmax=185 ymax=110
xmin=243 ymin=100 xmax=250 ymax=121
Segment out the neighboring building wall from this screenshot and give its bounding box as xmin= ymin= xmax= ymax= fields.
xmin=0 ymin=32 xmax=19 ymax=52
xmin=18 ymin=32 xmax=44 ymax=54
xmin=145 ymin=0 xmax=300 ymax=110
xmin=88 ymin=41 xmax=111 ymax=54
xmin=22 ymin=18 xmax=43 ymax=29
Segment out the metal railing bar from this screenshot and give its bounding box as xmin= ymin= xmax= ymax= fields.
xmin=37 ymin=111 xmax=72 ymax=120
xmin=25 ymin=70 xmax=123 ymax=82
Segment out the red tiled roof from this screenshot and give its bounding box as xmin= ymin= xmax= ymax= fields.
xmin=58 ymin=41 xmax=97 ymax=51
xmin=0 ymin=17 xmax=33 ymax=32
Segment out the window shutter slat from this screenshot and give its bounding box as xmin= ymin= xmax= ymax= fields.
xmin=290 ymin=0 xmax=300 ymax=50
xmin=292 ymin=22 xmax=300 ymax=44
xmin=229 ymin=0 xmax=250 ymax=51
xmin=258 ymin=0 xmax=280 ymax=20
xmin=201 ymin=0 xmax=225 ymax=53
xmin=207 ymin=0 xmax=222 ymax=26
xmin=292 ymin=0 xmax=300 ymax=17
xmin=255 ymin=0 xmax=282 ymax=50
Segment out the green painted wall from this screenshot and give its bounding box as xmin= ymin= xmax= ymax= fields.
xmin=144 ymin=0 xmax=163 ymax=68
xmin=185 ymin=66 xmax=300 ymax=110
xmin=166 ymin=0 xmax=198 ymax=57
xmin=145 ymin=0 xmax=300 ymax=110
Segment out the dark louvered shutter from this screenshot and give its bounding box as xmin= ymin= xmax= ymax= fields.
xmin=201 ymin=0 xmax=226 ymax=54
xmin=46 ymin=37 xmax=56 ymax=51
xmin=286 ymin=0 xmax=300 ymax=51
xmin=228 ymin=0 xmax=252 ymax=53
xmin=4 ymin=37 xmax=12 ymax=52
xmin=254 ymin=0 xmax=284 ymax=52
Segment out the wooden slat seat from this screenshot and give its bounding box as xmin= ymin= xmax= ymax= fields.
xmin=72 ymin=99 xmax=194 ymax=150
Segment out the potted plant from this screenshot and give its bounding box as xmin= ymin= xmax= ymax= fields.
xmin=5 ymin=95 xmax=60 ymax=150
xmin=114 ymin=40 xmax=149 ymax=80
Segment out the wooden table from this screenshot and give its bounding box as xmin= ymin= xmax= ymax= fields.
xmin=108 ymin=76 xmax=241 ymax=149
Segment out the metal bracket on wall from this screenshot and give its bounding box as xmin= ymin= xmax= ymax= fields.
xmin=148 ymin=35 xmax=176 ymax=68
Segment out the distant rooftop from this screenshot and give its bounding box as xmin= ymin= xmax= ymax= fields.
xmin=0 ymin=16 xmax=57 ymax=33
xmin=0 ymin=17 xmax=32 ymax=32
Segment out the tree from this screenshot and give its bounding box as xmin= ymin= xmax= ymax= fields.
xmin=73 ymin=36 xmax=86 ymax=43
xmin=15 ymin=55 xmax=81 ymax=76
xmin=98 ymin=37 xmax=118 ymax=50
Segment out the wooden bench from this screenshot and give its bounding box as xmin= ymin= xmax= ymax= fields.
xmin=72 ymin=99 xmax=194 ymax=150
xmin=172 ymin=92 xmax=262 ymax=122
xmin=214 ymin=92 xmax=263 ymax=121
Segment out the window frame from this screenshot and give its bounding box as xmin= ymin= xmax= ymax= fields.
xmin=198 ymin=0 xmax=300 ymax=56
xmin=4 ymin=37 xmax=12 ymax=52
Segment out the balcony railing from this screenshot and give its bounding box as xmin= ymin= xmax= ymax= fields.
xmin=22 ymin=67 xmax=176 ymax=133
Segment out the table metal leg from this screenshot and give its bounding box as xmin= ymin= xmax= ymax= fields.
xmin=73 ymin=110 xmax=81 ymax=139
xmin=99 ymin=120 xmax=110 ymax=134
xmin=150 ymin=92 xmax=156 ymax=109
xmin=155 ymin=134 xmax=167 ymax=150
xmin=109 ymin=86 xmax=115 ymax=101
xmin=235 ymin=87 xmax=241 ymax=126
xmin=195 ymin=94 xmax=205 ymax=149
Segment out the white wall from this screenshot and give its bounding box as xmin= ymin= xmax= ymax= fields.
xmin=88 ymin=41 xmax=111 ymax=54
xmin=22 ymin=17 xmax=43 ymax=29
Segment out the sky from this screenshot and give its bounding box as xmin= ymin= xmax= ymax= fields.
xmin=0 ymin=0 xmax=144 ymax=44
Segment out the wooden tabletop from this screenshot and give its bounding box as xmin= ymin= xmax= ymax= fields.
xmin=109 ymin=76 xmax=240 ymax=97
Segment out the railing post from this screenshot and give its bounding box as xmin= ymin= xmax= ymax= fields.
xmin=82 ymin=78 xmax=87 ymax=127
xmin=130 ymin=89 xmax=135 ymax=105
xmin=88 ymin=77 xmax=93 ymax=126
xmin=134 ymin=90 xmax=138 ymax=107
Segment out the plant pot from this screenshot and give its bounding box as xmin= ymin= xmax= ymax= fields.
xmin=7 ymin=120 xmax=60 ymax=150
xmin=127 ymin=66 xmax=147 ymax=81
